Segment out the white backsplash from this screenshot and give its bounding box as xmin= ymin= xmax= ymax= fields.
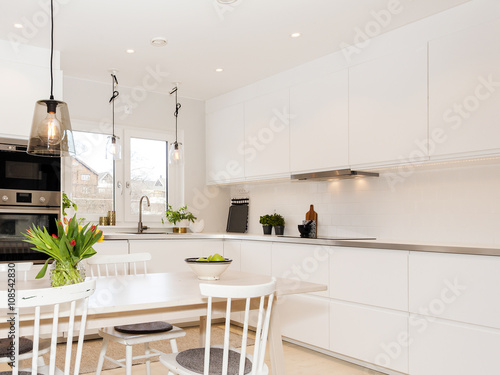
xmin=229 ymin=160 xmax=500 ymax=246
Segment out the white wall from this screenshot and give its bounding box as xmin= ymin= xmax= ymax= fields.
xmin=64 ymin=76 xmax=230 ymax=232
xmin=229 ymin=160 xmax=500 ymax=247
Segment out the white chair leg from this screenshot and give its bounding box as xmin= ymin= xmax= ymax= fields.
xmin=170 ymin=339 xmax=178 ymax=353
xmin=125 ymin=345 xmax=133 ymax=375
xmin=144 ymin=342 xmax=151 ymax=375
xmin=96 ymin=337 xmax=109 ymax=375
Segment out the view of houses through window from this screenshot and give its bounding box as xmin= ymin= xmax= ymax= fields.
xmin=70 ymin=131 xmax=169 ymax=221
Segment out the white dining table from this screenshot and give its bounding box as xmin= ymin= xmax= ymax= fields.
xmin=2 ymin=270 xmax=327 ymax=375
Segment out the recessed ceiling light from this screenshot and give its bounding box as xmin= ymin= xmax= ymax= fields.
xmin=13 ymin=23 xmax=23 ymax=29
xmin=290 ymin=32 xmax=302 ymax=38
xmin=126 ymin=49 xmax=135 ymax=54
xmin=217 ymin=0 xmax=237 ymax=3
xmin=215 ymin=68 xmax=224 ymax=72
xmin=151 ymin=37 xmax=168 ymax=47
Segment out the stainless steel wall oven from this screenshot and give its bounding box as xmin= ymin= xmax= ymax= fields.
xmin=0 ymin=138 xmax=61 ymax=262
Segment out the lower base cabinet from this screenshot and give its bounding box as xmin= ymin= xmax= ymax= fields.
xmin=278 ymin=294 xmax=330 ymax=350
xmin=330 ymin=300 xmax=409 ymax=374
xmin=409 ymin=315 xmax=500 ymax=375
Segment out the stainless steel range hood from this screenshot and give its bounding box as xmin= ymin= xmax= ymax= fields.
xmin=291 ymin=169 xmax=379 ymax=181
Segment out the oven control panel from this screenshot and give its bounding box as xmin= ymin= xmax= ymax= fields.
xmin=0 ymin=189 xmax=60 ymax=207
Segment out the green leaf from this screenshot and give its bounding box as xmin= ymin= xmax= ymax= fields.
xmin=36 ymin=258 xmax=52 ymax=279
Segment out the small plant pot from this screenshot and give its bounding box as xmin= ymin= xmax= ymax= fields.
xmin=173 ymin=227 xmax=187 ymax=233
xmin=262 ymin=224 xmax=272 ymax=235
xmin=274 ymin=225 xmax=285 ymax=236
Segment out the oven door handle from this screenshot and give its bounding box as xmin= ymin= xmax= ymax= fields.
xmin=0 ymin=207 xmax=60 ymax=214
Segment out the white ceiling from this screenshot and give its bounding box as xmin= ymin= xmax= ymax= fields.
xmin=1 ymin=0 xmax=471 ymax=100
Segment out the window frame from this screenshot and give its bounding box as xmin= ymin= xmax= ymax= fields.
xmin=64 ymin=120 xmax=182 ymax=227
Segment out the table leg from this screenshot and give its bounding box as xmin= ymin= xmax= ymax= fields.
xmin=269 ymin=297 xmax=286 ymax=375
xmin=199 ymin=315 xmax=207 ymax=347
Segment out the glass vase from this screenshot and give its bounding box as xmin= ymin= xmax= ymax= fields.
xmin=50 ymin=261 xmax=86 ymax=287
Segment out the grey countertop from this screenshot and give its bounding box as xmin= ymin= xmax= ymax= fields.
xmin=103 ymin=231 xmax=500 ymax=257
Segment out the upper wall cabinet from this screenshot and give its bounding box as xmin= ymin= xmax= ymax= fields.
xmin=428 ymin=20 xmax=500 ymax=160
xmin=289 ymin=70 xmax=349 ymax=173
xmin=206 ymin=103 xmax=245 ymax=184
xmin=0 ymin=59 xmax=62 ymax=140
xmin=349 ymin=47 xmax=428 ymax=168
xmin=244 ymin=89 xmax=290 ymax=180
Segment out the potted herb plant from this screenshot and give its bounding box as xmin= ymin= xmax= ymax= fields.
xmin=23 ymin=214 xmax=103 ymax=287
xmin=165 ymin=205 xmax=197 ymax=233
xmin=259 ymin=214 xmax=272 ymax=235
xmin=270 ymin=213 xmax=285 ymax=235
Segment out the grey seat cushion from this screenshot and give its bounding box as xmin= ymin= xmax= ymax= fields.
xmin=0 ymin=371 xmax=43 ymax=375
xmin=114 ymin=321 xmax=173 ymax=334
xmin=176 ymin=347 xmax=252 ymax=375
xmin=0 ymin=337 xmax=33 ymax=357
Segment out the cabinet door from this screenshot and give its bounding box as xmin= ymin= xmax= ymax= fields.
xmin=330 ymin=247 xmax=408 ymax=311
xmin=206 ymin=104 xmax=245 ymax=184
xmin=279 ymin=294 xmax=330 ymax=350
xmin=240 ymin=241 xmax=271 ymax=275
xmin=409 ymin=251 xmax=500 ymax=329
xmin=244 ymin=90 xmax=290 ymax=180
xmin=409 ymin=316 xmax=500 ymax=375
xmin=0 ymin=59 xmax=63 ymax=140
xmin=330 ymin=300 xmax=409 ymax=374
xmin=290 ymin=70 xmax=349 ymax=173
xmin=271 ymin=242 xmax=329 ymax=297
xmin=349 ymin=47 xmax=428 ymax=167
xmin=223 ymin=240 xmax=241 ymax=271
xmin=429 ymin=20 xmax=500 ymax=159
xmin=129 ymin=239 xmax=222 ymax=273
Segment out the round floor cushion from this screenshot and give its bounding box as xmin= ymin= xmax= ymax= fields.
xmin=0 ymin=371 xmax=43 ymax=375
xmin=0 ymin=337 xmax=33 ymax=357
xmin=176 ymin=347 xmax=252 ymax=375
xmin=114 ymin=321 xmax=173 ymax=334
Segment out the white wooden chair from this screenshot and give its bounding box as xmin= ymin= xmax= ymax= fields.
xmin=0 ymin=279 xmax=96 ymax=375
xmin=0 ymin=262 xmax=51 ymax=367
xmin=86 ymin=253 xmax=186 ymax=375
xmin=159 ymin=278 xmax=276 ymax=375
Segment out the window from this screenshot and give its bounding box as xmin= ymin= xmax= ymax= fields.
xmin=66 ymin=125 xmax=178 ymax=225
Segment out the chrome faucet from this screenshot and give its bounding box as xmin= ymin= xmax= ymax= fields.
xmin=138 ymin=195 xmax=150 ymax=233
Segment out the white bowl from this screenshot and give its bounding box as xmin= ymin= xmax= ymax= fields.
xmin=185 ymin=257 xmax=232 ymax=280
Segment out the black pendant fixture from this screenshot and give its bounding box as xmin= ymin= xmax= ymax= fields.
xmin=168 ymin=85 xmax=183 ymax=165
xmin=106 ymin=72 xmax=121 ymax=160
xmin=27 ymin=0 xmax=75 ymax=157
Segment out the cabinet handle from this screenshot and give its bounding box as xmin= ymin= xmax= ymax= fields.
xmin=117 ymin=181 xmax=123 ymax=195
xmin=126 ymin=181 xmax=131 ymax=195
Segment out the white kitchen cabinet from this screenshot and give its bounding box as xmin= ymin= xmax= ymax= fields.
xmin=240 ymin=241 xmax=271 ymax=275
xmin=428 ymin=20 xmax=500 ymax=159
xmin=330 ymin=247 xmax=408 ymax=311
xmin=129 ymin=239 xmax=223 ymax=273
xmin=409 ymin=251 xmax=500 ymax=329
xmin=271 ymin=242 xmax=329 ymax=297
xmin=348 ymin=47 xmax=428 ymax=167
xmin=279 ymin=294 xmax=330 ymax=350
xmin=409 ymin=315 xmax=500 ymax=375
xmin=0 ymin=44 xmax=63 ymax=140
xmin=206 ymin=104 xmax=245 ymax=184
xmin=243 ymin=90 xmax=290 ymax=180
xmin=330 ymin=300 xmax=409 ymax=374
xmin=223 ymin=240 xmax=241 ymax=271
xmin=289 ymin=70 xmax=349 ymax=173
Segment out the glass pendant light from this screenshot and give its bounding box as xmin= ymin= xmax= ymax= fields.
xmin=168 ymin=85 xmax=183 ymax=165
xmin=27 ymin=0 xmax=75 ymax=157
xmin=106 ymin=73 xmax=121 ymax=160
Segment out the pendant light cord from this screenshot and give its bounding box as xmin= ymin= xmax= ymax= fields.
xmin=49 ymin=0 xmax=54 ymax=100
xmin=109 ymin=74 xmax=119 ymax=136
xmin=170 ymin=86 xmax=181 ymax=143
